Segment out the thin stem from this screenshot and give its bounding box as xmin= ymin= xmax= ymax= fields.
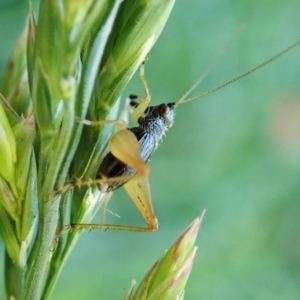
xmin=24 ymin=100 xmax=75 ymax=299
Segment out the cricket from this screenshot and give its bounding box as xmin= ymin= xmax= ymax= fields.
xmin=54 ymin=39 xmax=300 ymax=244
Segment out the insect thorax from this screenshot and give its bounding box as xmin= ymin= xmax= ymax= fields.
xmin=138 ymin=102 xmax=175 ymax=145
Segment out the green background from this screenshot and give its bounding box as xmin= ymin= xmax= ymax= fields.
xmin=1 ymin=0 xmax=300 ymax=299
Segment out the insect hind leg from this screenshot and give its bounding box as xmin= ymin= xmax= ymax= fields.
xmin=53 ymin=221 xmax=157 ymax=250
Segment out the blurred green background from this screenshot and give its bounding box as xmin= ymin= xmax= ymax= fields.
xmin=1 ymin=0 xmax=300 ymax=299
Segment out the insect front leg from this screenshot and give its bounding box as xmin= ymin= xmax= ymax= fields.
xmin=131 ymin=58 xmax=152 ymax=123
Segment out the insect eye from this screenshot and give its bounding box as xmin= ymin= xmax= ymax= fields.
xmin=159 ymin=104 xmax=168 ymax=116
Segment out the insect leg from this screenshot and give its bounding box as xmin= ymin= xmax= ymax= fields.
xmin=131 ymin=58 xmax=151 ymax=123
xmin=51 ymin=174 xmax=137 ymax=201
xmin=54 ymin=221 xmax=157 ymax=248
xmin=52 ymin=174 xmax=157 ymax=250
xmin=53 ymin=154 xmax=157 ymax=245
xmin=140 ymin=56 xmax=151 ymax=100
xmin=52 ymin=176 xmax=158 ymax=249
xmin=78 ymin=118 xmax=127 ymax=132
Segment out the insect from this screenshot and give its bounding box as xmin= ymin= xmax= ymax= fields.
xmin=54 ymin=40 xmax=300 ymax=243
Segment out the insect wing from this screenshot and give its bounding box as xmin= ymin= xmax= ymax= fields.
xmin=124 ymin=176 xmax=158 ymax=230
xmin=109 ymin=129 xmax=148 ymax=176
xmin=130 ymin=127 xmax=156 ymax=163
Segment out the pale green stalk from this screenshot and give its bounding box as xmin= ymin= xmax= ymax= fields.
xmin=0 ymin=1 xmax=183 ymax=299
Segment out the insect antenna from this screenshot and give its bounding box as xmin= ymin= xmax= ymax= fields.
xmin=175 ymin=27 xmax=245 ymax=107
xmin=175 ymin=39 xmax=300 ymax=106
